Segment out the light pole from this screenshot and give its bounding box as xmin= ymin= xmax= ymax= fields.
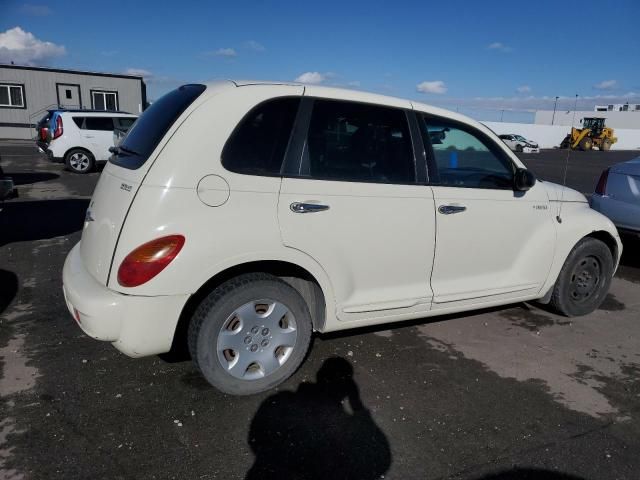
xmin=551 ymin=96 xmax=559 ymax=125
xmin=500 ymin=109 xmax=504 ymax=122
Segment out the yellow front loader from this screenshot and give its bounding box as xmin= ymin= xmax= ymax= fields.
xmin=560 ymin=117 xmax=618 ymax=151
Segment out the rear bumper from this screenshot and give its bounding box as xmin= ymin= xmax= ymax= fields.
xmin=62 ymin=243 xmax=189 ymax=357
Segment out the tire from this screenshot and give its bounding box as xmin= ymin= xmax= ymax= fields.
xmin=579 ymin=137 xmax=593 ymax=151
xmin=601 ymin=139 xmax=611 ymax=151
xmin=188 ymin=273 xmax=313 ymax=395
xmin=515 ymin=144 xmax=523 ymax=152
xmin=65 ymin=149 xmax=95 ymax=174
xmin=549 ymin=238 xmax=614 ymax=317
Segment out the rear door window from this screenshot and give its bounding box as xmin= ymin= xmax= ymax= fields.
xmin=305 ymin=99 xmax=415 ymax=184
xmin=110 ymin=84 xmax=206 ymax=170
xmin=85 ymin=117 xmax=115 ymax=131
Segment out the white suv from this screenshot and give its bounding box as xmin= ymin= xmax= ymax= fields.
xmin=46 ymin=110 xmax=138 ymax=173
xmin=62 ymin=81 xmax=621 ymax=395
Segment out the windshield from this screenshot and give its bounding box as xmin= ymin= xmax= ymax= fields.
xmin=109 ymin=84 xmax=206 ymax=170
xmin=514 ymin=135 xmax=527 ymax=141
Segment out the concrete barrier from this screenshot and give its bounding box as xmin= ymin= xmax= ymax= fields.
xmin=484 ymin=122 xmax=640 ymax=151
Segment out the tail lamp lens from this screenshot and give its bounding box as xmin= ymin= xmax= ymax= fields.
xmin=595 ymin=168 xmax=609 ymax=195
xmin=117 ymin=235 xmax=185 ymax=287
xmin=53 ymin=116 xmax=63 ymax=139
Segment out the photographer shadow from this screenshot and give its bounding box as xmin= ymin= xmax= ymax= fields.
xmin=246 ymin=357 xmax=391 ymax=480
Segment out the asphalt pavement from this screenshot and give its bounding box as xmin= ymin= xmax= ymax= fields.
xmin=1 ymin=144 xmax=639 ymax=480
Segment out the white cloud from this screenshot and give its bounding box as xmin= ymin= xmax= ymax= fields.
xmin=123 ymin=68 xmax=152 ymax=78
xmin=244 ymin=40 xmax=265 ymax=52
xmin=488 ymin=42 xmax=513 ymax=52
xmin=21 ymin=4 xmax=52 ymax=16
xmin=294 ymin=71 xmax=326 ymax=84
xmin=416 ymin=80 xmax=447 ymax=94
xmin=593 ymin=79 xmax=617 ymax=90
xmin=347 ymin=81 xmax=361 ymax=87
xmin=516 ymin=85 xmax=531 ymax=93
xmin=212 ymin=48 xmax=237 ymax=57
xmin=0 ymin=26 xmax=65 ymax=65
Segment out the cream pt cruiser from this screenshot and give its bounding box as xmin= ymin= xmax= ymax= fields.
xmin=63 ymin=81 xmax=621 ymax=395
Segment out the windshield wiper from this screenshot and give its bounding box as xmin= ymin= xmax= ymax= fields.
xmin=109 ymin=145 xmax=140 ymax=156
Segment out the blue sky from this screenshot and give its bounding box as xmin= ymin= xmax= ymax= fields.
xmin=1 ymin=0 xmax=639 ymax=122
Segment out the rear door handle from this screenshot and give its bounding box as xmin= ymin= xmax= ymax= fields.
xmin=438 ymin=204 xmax=466 ymax=215
xmin=290 ymin=202 xmax=330 ymax=214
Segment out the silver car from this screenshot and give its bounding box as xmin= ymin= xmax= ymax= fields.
xmin=590 ymin=157 xmax=640 ymax=235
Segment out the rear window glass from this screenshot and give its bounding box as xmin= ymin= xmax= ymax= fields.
xmin=110 ymin=84 xmax=206 ymax=170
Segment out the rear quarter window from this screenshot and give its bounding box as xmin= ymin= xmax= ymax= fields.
xmin=110 ymin=84 xmax=206 ymax=170
xmin=222 ymin=97 xmax=300 ymax=176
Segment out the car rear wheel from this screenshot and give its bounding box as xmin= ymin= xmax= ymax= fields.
xmin=65 ymin=149 xmax=95 ymax=174
xmin=549 ymin=238 xmax=613 ymax=316
xmin=188 ymin=273 xmax=312 ymax=395
xmin=515 ymin=144 xmax=523 ymax=152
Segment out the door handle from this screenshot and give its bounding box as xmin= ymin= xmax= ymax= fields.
xmin=438 ymin=204 xmax=466 ymax=215
xmin=290 ymin=202 xmax=330 ymax=214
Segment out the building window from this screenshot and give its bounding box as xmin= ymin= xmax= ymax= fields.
xmin=65 ymin=89 xmax=72 ymax=99
xmin=0 ymin=84 xmax=25 ymax=108
xmin=91 ymin=90 xmax=119 ymax=111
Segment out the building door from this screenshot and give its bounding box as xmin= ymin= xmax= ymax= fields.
xmin=57 ymin=84 xmax=81 ymax=108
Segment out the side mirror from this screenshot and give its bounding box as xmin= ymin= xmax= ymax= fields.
xmin=514 ymin=168 xmax=536 ymax=191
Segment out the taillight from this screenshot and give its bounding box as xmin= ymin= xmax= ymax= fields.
xmin=39 ymin=127 xmax=48 ymax=141
xmin=53 ymin=116 xmax=63 ymax=139
xmin=595 ymin=168 xmax=609 ymax=195
xmin=117 ymin=235 xmax=185 ymax=287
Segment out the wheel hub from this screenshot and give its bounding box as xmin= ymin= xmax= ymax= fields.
xmin=216 ymin=299 xmax=298 ymax=380
xmin=569 ymin=256 xmax=601 ymax=302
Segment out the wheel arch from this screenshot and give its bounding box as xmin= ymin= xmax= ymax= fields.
xmin=585 ymin=229 xmax=619 ymax=265
xmin=538 ymin=228 xmax=620 ymax=304
xmin=165 ymin=260 xmax=329 ymax=360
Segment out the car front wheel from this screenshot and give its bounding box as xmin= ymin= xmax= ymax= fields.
xmin=188 ymin=273 xmax=312 ymax=395
xmin=549 ymin=237 xmax=614 ymax=316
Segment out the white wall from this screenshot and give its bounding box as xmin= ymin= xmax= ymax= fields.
xmin=534 ymin=110 xmax=640 ymax=129
xmin=484 ymin=121 xmax=640 ymax=150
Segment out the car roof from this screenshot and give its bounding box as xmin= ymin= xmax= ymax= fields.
xmin=59 ymin=110 xmax=137 ymax=117
xmin=204 ymin=79 xmax=485 ymax=131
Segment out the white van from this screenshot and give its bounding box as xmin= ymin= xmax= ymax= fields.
xmin=46 ymin=110 xmax=137 ymax=173
xmin=63 ymin=81 xmax=621 ymax=395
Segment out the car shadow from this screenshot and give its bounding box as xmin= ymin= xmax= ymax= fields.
xmin=0 ymin=269 xmax=18 ymax=316
xmin=619 ymin=233 xmax=640 ymax=269
xmin=0 ymin=198 xmax=89 ymax=247
xmin=4 ymin=172 xmax=60 ymax=186
xmin=245 ymin=357 xmax=391 ymax=480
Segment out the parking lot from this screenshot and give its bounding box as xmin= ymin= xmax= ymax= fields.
xmin=1 ymin=144 xmax=639 ymax=479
